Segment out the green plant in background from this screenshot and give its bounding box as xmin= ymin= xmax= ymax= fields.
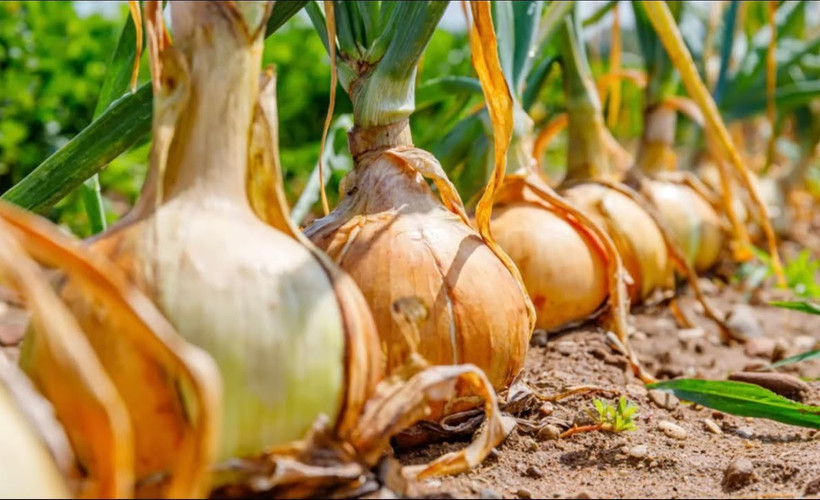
xmin=0 ymin=1 xmax=127 ymax=234
xmin=735 ymin=247 xmax=820 ymax=299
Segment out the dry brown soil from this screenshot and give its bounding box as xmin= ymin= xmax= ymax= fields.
xmin=399 ymin=262 xmax=820 ymax=499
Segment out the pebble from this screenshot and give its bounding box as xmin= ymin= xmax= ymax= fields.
xmin=555 ymin=341 xmax=576 ymax=356
xmin=658 ymin=420 xmax=688 ymax=440
xmin=677 ymin=328 xmax=705 ymax=341
xmin=530 ymin=331 xmax=548 ymax=347
xmin=703 ymin=419 xmax=722 ymax=435
xmin=479 ymin=488 xmax=502 ymax=499
xmin=626 ymin=383 xmax=648 ymax=399
xmin=537 ymin=424 xmax=562 ymax=441
xmin=727 ymin=304 xmax=764 ymax=340
xmin=722 ymin=457 xmax=755 ymax=491
xmin=516 ymin=489 xmax=533 ymax=499
xmin=648 ymin=389 xmax=680 ymax=410
xmin=538 ymin=402 xmax=554 ymax=416
xmin=628 ymin=444 xmax=648 ymax=459
xmin=525 ymin=465 xmax=543 ymax=479
xmin=735 ymin=426 xmax=754 ymax=439
xmin=793 ymin=335 xmax=818 ymax=352
xmin=728 ymin=371 xmax=810 ymax=401
xmin=744 ymin=337 xmax=775 ymax=359
xmin=804 ymin=476 xmax=820 ymax=496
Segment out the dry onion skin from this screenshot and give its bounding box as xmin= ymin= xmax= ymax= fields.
xmin=305 ymin=2 xmax=534 ymax=416
xmin=79 ymin=0 xmax=382 ymax=466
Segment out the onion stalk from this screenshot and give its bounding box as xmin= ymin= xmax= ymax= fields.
xmin=639 ymin=0 xmax=786 ymax=286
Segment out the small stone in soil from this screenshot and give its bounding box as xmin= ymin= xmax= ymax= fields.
xmin=658 ymin=420 xmax=687 ymax=440
xmin=530 ymin=331 xmax=548 ymax=347
xmin=525 ymin=465 xmax=543 ymax=479
xmin=677 ymin=327 xmax=705 ymax=341
xmin=628 ymin=444 xmax=648 ymax=458
xmin=537 ymin=424 xmax=562 ymax=441
xmin=648 ymin=389 xmax=680 ymax=410
xmin=735 ymin=426 xmax=754 ymax=439
xmin=744 ymin=337 xmax=775 ymax=359
xmin=516 ymin=488 xmax=533 ymax=499
xmin=479 ymin=488 xmax=502 ymax=499
xmin=555 ymin=341 xmax=576 ymax=356
xmin=722 ymin=457 xmax=755 ymax=491
xmin=794 ymin=335 xmax=818 ymax=352
xmin=728 ymin=304 xmax=764 ymax=340
xmin=538 ymin=402 xmax=554 ymax=416
xmin=703 ymin=419 xmax=722 ymax=435
xmin=805 ymin=477 xmax=820 ymax=496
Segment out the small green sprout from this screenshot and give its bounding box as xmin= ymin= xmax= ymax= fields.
xmin=589 ymin=396 xmax=639 ymax=433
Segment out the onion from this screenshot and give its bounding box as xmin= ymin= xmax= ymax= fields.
xmin=77 ymin=1 xmax=382 ymax=463
xmin=305 ymin=2 xmax=533 ymax=416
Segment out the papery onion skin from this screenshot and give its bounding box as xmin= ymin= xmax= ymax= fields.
xmin=306 ymin=149 xmax=531 ymax=415
xmin=489 ymin=180 xmax=608 ymax=331
xmin=92 ymin=200 xmax=349 ymax=461
xmin=644 ymin=180 xmax=723 ymax=273
xmin=563 ymin=183 xmax=672 ymax=302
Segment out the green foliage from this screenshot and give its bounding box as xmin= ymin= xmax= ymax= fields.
xmin=649 ymin=379 xmax=820 ymax=429
xmin=0 ymin=1 xmax=125 ymax=230
xmin=589 ymin=396 xmax=639 ymax=432
xmin=735 ymin=247 xmax=820 ymax=299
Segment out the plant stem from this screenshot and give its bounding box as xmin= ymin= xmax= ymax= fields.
xmin=640 ymin=0 xmax=785 ymax=286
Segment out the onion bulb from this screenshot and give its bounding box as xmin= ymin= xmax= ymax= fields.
xmin=306 ymin=2 xmax=533 ymax=416
xmin=78 ymin=1 xmax=381 ymax=462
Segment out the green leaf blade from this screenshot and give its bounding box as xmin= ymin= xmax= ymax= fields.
xmin=649 ymin=379 xmax=820 ymax=429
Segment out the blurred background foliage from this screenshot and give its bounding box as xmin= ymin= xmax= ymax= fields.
xmin=1 ymin=1 xmax=819 ymax=236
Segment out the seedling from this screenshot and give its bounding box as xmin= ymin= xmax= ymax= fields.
xmin=560 ymin=396 xmax=639 ymax=438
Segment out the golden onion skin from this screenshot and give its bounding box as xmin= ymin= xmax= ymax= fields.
xmin=489 ymin=179 xmax=608 ymax=331
xmin=90 ymin=198 xmax=376 ymax=461
xmin=644 ymin=180 xmax=723 ymax=273
xmin=563 ymin=183 xmax=672 ymax=302
xmin=305 ymin=150 xmax=531 ymax=413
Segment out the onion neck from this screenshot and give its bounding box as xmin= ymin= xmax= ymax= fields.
xmin=559 ymin=17 xmax=612 ymax=183
xmin=636 ymin=105 xmax=677 ymax=175
xmin=161 ymin=22 xmax=264 ymax=209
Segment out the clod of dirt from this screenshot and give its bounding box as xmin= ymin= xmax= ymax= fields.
xmin=728 ymin=304 xmax=764 ymax=340
xmin=744 ymin=337 xmax=776 ymax=359
xmin=722 ymin=457 xmax=755 ymax=491
xmin=658 ymin=420 xmax=687 ymax=440
xmin=805 ymin=477 xmax=820 ymax=496
xmin=538 ymin=402 xmax=554 ymax=416
xmin=648 ymin=389 xmax=680 ymax=410
xmin=703 ymin=419 xmax=722 ymax=435
xmin=516 ymin=488 xmax=533 ymax=499
xmin=728 ymin=371 xmax=810 ymax=401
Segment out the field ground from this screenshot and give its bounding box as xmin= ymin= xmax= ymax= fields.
xmin=2 ymin=245 xmax=820 ymax=499
xmin=402 ymin=245 xmax=820 ymax=499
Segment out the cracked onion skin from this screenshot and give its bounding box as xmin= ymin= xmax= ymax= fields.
xmin=563 ymin=183 xmax=672 ymax=302
xmin=489 ymin=178 xmax=608 ymax=331
xmin=305 ymin=136 xmax=531 ymax=415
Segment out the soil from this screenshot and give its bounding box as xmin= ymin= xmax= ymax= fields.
xmin=3 ymin=244 xmax=820 ymax=499
xmin=398 ymin=244 xmax=820 ymax=499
